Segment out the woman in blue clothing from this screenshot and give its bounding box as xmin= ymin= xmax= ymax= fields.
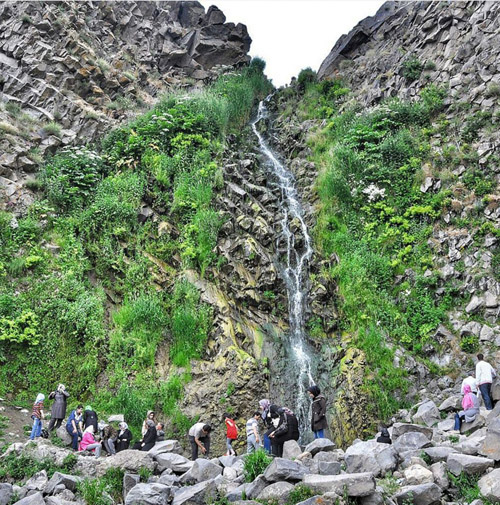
xmin=66 ymin=405 xmax=83 ymax=450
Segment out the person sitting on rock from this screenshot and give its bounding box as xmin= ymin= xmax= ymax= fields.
xmin=156 ymin=422 xmax=165 ymax=442
xmin=66 ymin=405 xmax=83 ymax=451
xmin=267 ymin=405 xmax=299 ymax=458
xmin=79 ymin=425 xmax=102 ymax=458
xmin=376 ymin=425 xmax=392 ymax=444
xmin=460 ymin=373 xmax=478 ymax=395
xmin=307 ymin=385 xmax=327 ymax=439
xmin=141 ymin=410 xmax=156 ymax=436
xmin=47 ymin=384 xmax=69 ymax=432
xmin=99 ymin=422 xmax=118 ymax=455
xmin=188 ymin=422 xmax=212 ymax=460
xmin=29 ymin=393 xmax=45 ymax=440
xmin=453 ymin=383 xmax=480 ymax=433
xmin=223 ymin=413 xmax=238 ymax=456
xmin=116 ymin=422 xmax=132 ymax=452
xmin=82 ymin=405 xmax=98 ymax=433
xmin=132 ymin=419 xmax=157 ymax=451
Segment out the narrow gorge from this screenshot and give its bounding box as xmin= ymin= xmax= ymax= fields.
xmin=0 ymin=1 xmax=499 ymax=504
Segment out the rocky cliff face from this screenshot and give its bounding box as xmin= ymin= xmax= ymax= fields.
xmin=0 ymin=0 xmax=250 ymax=212
xmin=270 ymin=0 xmax=499 ymax=446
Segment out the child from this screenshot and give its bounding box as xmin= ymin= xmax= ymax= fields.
xmin=246 ymin=411 xmax=262 ymax=453
xmin=223 ymin=413 xmax=238 ymax=456
xmin=29 ymin=393 xmax=45 ymax=440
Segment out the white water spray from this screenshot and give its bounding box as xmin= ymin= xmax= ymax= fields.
xmin=252 ymin=98 xmax=315 ymax=435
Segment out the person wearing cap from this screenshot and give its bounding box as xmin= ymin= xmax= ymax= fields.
xmin=307 ymin=385 xmax=327 ymax=439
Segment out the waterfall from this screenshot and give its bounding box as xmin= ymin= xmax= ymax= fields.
xmin=251 ymin=97 xmax=315 ymax=438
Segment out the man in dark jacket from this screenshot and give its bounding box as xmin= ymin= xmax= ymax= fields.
xmin=308 ymin=385 xmax=328 ymax=438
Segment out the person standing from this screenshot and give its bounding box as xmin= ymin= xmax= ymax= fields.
xmin=259 ymin=399 xmax=272 ymax=453
xmin=29 ymin=393 xmax=45 ymax=440
xmin=188 ymin=422 xmax=211 ymax=460
xmin=47 ymin=384 xmax=69 ymax=432
xmin=223 ymin=413 xmax=238 ymax=456
xmin=82 ymin=405 xmax=98 ymax=432
xmin=307 ymin=385 xmax=328 ymax=439
xmin=476 ymin=353 xmax=497 ymax=410
xmin=66 ymin=405 xmax=83 ymax=451
xmin=246 ymin=411 xmax=262 ymax=453
xmin=267 ymin=405 xmax=299 ymax=457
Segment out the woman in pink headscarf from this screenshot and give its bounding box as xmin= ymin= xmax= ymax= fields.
xmin=454 ymin=384 xmax=480 ymax=432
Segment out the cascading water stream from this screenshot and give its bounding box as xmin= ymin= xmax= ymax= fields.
xmin=251 ymin=97 xmax=315 ymax=437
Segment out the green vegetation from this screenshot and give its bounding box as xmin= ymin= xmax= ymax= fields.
xmin=0 ymin=61 xmax=272 ymax=436
xmin=447 ymin=471 xmax=493 ymax=505
xmin=243 ymin=449 xmax=272 ymax=482
xmin=400 ymin=54 xmax=423 ymax=81
xmin=286 ymin=485 xmax=316 ymax=505
xmin=0 ymin=451 xmax=77 ymax=482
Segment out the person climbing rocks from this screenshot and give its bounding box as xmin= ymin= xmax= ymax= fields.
xmin=141 ymin=410 xmax=156 ymax=436
xmin=308 ymin=385 xmax=327 ymax=439
xmin=259 ymin=399 xmax=272 ymax=453
xmin=223 ymin=413 xmax=238 ymax=456
xmin=376 ymin=425 xmax=392 ymax=444
xmin=453 ymin=383 xmax=480 ymax=432
xmin=82 ymin=405 xmax=98 ymax=433
xmin=476 ymin=353 xmax=497 ymax=410
xmin=132 ymin=419 xmax=157 ymax=451
xmin=156 ymin=422 xmax=165 ymax=442
xmin=246 ymin=411 xmax=262 ymax=453
xmin=116 ymin=422 xmax=132 ymax=452
xmin=267 ymin=405 xmax=299 ymax=457
xmin=188 ymin=422 xmax=212 ymax=460
xmin=29 ymin=393 xmax=45 ymax=440
xmin=79 ymin=425 xmax=102 ymax=458
xmin=66 ymin=405 xmax=83 ymax=451
xmin=47 ymin=384 xmax=69 ymax=432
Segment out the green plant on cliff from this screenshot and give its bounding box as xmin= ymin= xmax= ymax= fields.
xmin=0 ymin=60 xmax=272 ymax=427
xmin=400 ymin=54 xmax=423 ymax=81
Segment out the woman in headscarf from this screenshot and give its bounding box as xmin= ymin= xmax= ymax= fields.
xmin=258 ymin=399 xmax=272 ymax=453
xmin=133 ymin=419 xmax=157 ymax=451
xmin=48 ymin=384 xmax=70 ymax=432
xmin=307 ymin=385 xmax=328 ymax=439
xmin=116 ymin=422 xmax=132 ymax=452
xmin=376 ymin=425 xmax=392 ymax=444
xmin=29 ymin=393 xmax=45 ymax=440
xmin=454 ymin=384 xmax=480 ymax=432
xmin=79 ymin=425 xmax=102 ymax=457
xmin=141 ymin=410 xmax=156 ymax=437
xmin=267 ymin=405 xmax=299 ymax=457
xmin=82 ymin=405 xmax=98 ymax=433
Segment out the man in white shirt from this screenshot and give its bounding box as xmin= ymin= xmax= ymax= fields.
xmin=188 ymin=422 xmax=211 ymax=460
xmin=476 ymin=353 xmax=497 ymax=410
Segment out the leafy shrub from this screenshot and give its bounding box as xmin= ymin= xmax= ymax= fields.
xmin=243 ymin=449 xmax=272 ymax=482
xmin=78 ymin=478 xmax=113 ymax=505
xmin=101 ymin=468 xmax=124 ymax=503
xmin=286 ymin=485 xmax=316 ymax=505
xmin=0 ymin=310 xmax=40 ymax=345
xmin=42 ymin=147 xmax=104 ymax=211
xmin=297 ymin=68 xmax=317 ymax=91
xmin=400 ymin=55 xmax=423 ymax=81
xmin=460 ymin=335 xmax=479 ymax=354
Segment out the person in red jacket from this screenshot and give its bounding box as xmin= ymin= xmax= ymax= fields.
xmin=223 ymin=413 xmax=238 ymax=456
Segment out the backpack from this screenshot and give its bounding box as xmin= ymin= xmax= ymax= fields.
xmin=41 ymin=428 xmax=49 ymax=439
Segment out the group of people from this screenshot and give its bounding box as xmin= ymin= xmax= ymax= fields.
xmin=30 ymin=382 xmax=328 ymax=461
xmin=188 ymin=385 xmax=328 ymax=460
xmin=454 ymin=353 xmax=497 ymax=431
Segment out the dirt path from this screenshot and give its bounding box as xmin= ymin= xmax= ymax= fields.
xmin=0 ymin=399 xmax=34 ymax=447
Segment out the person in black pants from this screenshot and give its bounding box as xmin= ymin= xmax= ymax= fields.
xmin=116 ymin=422 xmax=132 ymax=452
xmin=132 ymin=420 xmax=157 ymax=451
xmin=267 ymin=405 xmax=299 ymax=457
xmin=82 ymin=406 xmax=98 ymax=433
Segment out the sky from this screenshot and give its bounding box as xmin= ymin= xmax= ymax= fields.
xmin=199 ymin=0 xmax=385 ymax=87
